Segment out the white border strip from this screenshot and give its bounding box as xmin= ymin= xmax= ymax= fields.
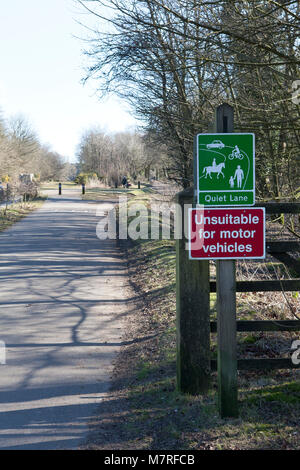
xmin=196 ymin=133 xmax=255 ymax=207
xmin=188 ymin=207 xmax=266 ymax=260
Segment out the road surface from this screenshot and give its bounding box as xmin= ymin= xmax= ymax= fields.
xmin=0 ymin=188 xmax=131 ymax=449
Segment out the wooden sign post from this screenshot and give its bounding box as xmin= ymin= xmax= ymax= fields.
xmin=176 ymin=189 xmax=211 ymax=395
xmin=215 ymin=104 xmax=238 ymax=418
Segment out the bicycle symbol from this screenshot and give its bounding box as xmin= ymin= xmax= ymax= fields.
xmin=228 ymin=146 xmax=244 ymax=160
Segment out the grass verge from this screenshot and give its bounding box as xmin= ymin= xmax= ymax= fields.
xmin=86 ymin=189 xmax=300 ymax=450
xmin=0 ymin=197 xmax=46 ymax=232
xmin=82 ymin=184 xmax=154 ymax=202
xmin=39 ymin=181 xmax=79 ymax=190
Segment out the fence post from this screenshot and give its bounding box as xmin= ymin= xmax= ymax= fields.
xmin=176 ymin=188 xmax=210 ymax=394
xmin=215 ymin=104 xmax=238 ymax=418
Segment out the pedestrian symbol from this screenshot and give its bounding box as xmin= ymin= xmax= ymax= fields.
xmin=234 ymin=165 xmax=244 ymax=188
xmin=196 ymin=133 xmax=255 ymax=206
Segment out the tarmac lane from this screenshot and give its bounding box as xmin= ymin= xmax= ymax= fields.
xmin=0 ymin=189 xmax=131 ymax=449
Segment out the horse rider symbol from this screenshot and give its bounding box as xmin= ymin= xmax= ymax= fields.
xmin=202 ymin=158 xmax=225 ymax=179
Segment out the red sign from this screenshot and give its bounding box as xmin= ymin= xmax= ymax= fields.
xmin=189 ymin=207 xmax=265 ymax=260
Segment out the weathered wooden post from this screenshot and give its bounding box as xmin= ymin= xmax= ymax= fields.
xmin=58 ymin=183 xmax=62 ymax=195
xmin=215 ymin=104 xmax=238 ymax=418
xmin=176 ymin=188 xmax=210 ymax=394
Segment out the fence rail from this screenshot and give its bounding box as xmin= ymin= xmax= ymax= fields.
xmin=211 ymin=358 xmax=299 ymax=371
xmin=210 ymin=320 xmax=300 ymax=332
xmin=255 ymin=202 xmax=300 ymax=213
xmin=210 ymin=279 xmax=300 ymax=292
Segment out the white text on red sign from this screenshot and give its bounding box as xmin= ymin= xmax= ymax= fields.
xmin=189 ymin=208 xmax=265 ymax=260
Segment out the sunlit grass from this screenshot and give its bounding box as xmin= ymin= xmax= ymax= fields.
xmin=39 ymin=181 xmax=79 ymax=191
xmin=0 ymin=198 xmax=46 ymax=232
xmin=116 ymin=188 xmax=300 ymax=450
xmin=82 ymin=184 xmax=154 ymax=201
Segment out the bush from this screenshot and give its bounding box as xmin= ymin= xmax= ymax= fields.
xmin=18 ymin=182 xmax=39 ymax=201
xmin=1 ymin=175 xmax=10 ymax=183
xmin=75 ymin=172 xmax=99 ymax=185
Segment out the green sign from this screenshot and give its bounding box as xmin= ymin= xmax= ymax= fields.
xmin=196 ymin=133 xmax=255 ymax=206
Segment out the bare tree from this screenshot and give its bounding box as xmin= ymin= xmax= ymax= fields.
xmin=0 ymin=112 xmax=68 ymax=187
xmin=76 ymin=127 xmax=166 ymax=185
xmin=76 ymin=0 xmax=300 ymax=196
xmin=7 ymin=115 xmax=41 ymax=175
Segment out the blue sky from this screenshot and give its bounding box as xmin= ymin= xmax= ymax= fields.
xmin=0 ymin=0 xmax=138 ymax=162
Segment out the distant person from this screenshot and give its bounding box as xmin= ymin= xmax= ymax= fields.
xmin=122 ymin=176 xmax=127 ymax=188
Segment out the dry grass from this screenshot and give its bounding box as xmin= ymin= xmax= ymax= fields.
xmin=0 ymin=198 xmax=46 ymax=232
xmin=82 ymin=184 xmax=154 ymax=202
xmin=85 ymin=187 xmax=300 ymax=450
xmin=39 ymin=181 xmax=79 ymax=190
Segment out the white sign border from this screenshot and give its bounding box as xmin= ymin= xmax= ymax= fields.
xmin=188 ymin=207 xmax=266 ymax=261
xmin=196 ymin=133 xmax=256 ymax=207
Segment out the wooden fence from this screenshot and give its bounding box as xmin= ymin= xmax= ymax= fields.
xmin=176 ymin=192 xmax=300 ymax=402
xmin=177 ymin=103 xmax=300 ymax=418
xmin=211 ymin=201 xmax=300 ymax=372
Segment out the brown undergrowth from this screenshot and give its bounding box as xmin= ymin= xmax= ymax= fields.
xmin=85 ymin=189 xmax=300 ymax=450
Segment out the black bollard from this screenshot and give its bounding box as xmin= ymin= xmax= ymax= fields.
xmin=59 ymin=183 xmax=62 ymax=195
xmin=82 ymin=183 xmax=86 ymax=195
xmin=138 ymin=181 xmax=141 ymax=189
